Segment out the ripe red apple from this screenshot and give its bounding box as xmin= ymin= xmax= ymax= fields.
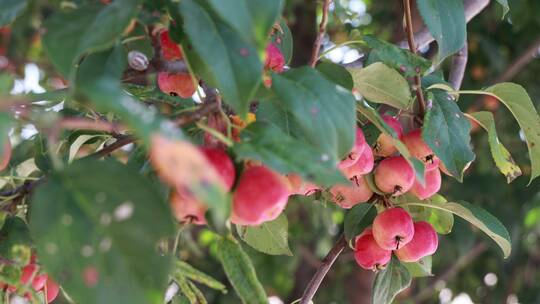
xmin=374 ymin=156 xmax=415 ymax=196
xmin=395 ymin=221 xmax=438 ymax=262
xmin=372 ymin=207 xmax=414 ymax=250
xmin=200 ymin=147 xmax=236 ymax=191
xmin=330 ymin=175 xmax=373 ymax=208
xmin=410 ymin=168 xmax=442 ymax=200
xmin=231 ymin=166 xmax=290 ymax=226
xmin=0 ymin=140 xmax=11 ymax=171
xmin=44 ymin=277 xmax=60 ymax=303
xmin=157 ymin=72 xmax=197 ymax=98
xmin=32 ymin=274 xmax=48 ymax=291
xmin=338 ymin=128 xmax=368 ymax=169
xmin=264 ymin=43 xmax=285 ymax=72
xmin=159 ymin=30 xmax=183 ymax=60
xmin=373 ymin=115 xmax=403 ymax=157
xmin=170 ymin=191 xmax=207 ymax=225
xmin=354 ymin=228 xmax=392 ymax=270
xmin=343 ymin=142 xmax=374 ymax=177
xmin=402 ymin=129 xmax=440 ymax=171
xmin=287 ymin=174 xmax=319 ymax=196
xmin=20 ymin=263 xmax=38 ymax=285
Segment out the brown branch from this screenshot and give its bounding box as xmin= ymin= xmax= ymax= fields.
xmin=403 ymin=0 xmax=426 ymax=118
xmin=309 ymin=0 xmax=331 ymax=67
xmin=299 ymin=235 xmax=347 ymax=304
xmin=448 ymin=43 xmax=469 ymax=90
xmin=493 ymin=36 xmax=540 ymax=83
xmin=412 ymin=242 xmax=488 ymax=303
xmin=397 ymin=0 xmax=490 ymax=50
xmin=58 ymin=117 xmax=125 ymax=134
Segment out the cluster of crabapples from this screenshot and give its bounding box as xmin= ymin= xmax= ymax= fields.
xmin=0 ymin=255 xmax=59 ymax=303
xmin=334 ymin=116 xmax=443 ymax=270
xmin=155 ymin=27 xmax=440 ymax=270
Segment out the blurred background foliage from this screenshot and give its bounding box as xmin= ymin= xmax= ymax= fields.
xmin=1 ymin=0 xmax=539 ymax=303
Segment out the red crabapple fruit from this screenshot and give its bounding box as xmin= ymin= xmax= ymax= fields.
xmin=339 ymin=128 xmax=368 ymax=169
xmin=373 ymin=115 xmax=403 ymax=157
xmin=343 ymin=142 xmax=374 ymax=177
xmin=170 ymin=191 xmax=207 ymax=225
xmin=374 ymin=156 xmax=415 ymax=196
xmin=200 ymin=147 xmax=236 ymax=191
xmin=231 ymin=166 xmax=290 ymax=226
xmin=157 ymin=72 xmax=197 ymax=98
xmin=330 ymin=175 xmax=373 ymax=208
xmin=287 ymin=174 xmax=320 ymax=196
xmin=395 ymin=221 xmax=438 ymax=262
xmin=354 ymin=228 xmax=392 ymax=270
xmin=159 ymin=30 xmax=183 ymax=60
xmin=264 ymin=43 xmax=285 ymax=72
xmin=44 ymin=277 xmax=60 ymax=303
xmin=410 ymin=168 xmax=442 ymax=200
xmin=372 ymin=207 xmax=415 ymax=250
xmin=402 ymin=129 xmax=440 ymax=171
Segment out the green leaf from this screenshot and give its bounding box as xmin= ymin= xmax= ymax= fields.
xmin=0 ymin=112 xmax=14 ymax=156
xmin=205 ymin=0 xmax=283 ymax=56
xmin=175 ymin=261 xmax=227 ymax=292
xmin=357 ymin=102 xmax=425 ymax=184
xmin=467 ymin=111 xmax=522 ymax=183
xmin=422 ymin=90 xmax=475 ymax=181
xmin=233 ymin=121 xmax=347 ymax=187
xmin=395 ymin=200 xmax=511 ymax=258
xmin=403 ymin=256 xmax=432 ymax=277
xmin=29 ymin=158 xmax=175 ymax=304
xmin=0 ymin=216 xmax=32 ymax=265
xmin=216 ymin=237 xmax=267 ymax=304
xmin=43 ymin=0 xmax=141 ymax=77
xmin=271 ymin=67 xmax=356 ymax=160
xmin=349 ymin=62 xmax=412 ymax=109
xmin=271 ymin=19 xmax=293 ymax=64
xmin=484 ymin=83 xmax=540 ymax=184
xmin=0 ymin=73 xmax=15 ymax=94
xmin=372 ymin=256 xmax=411 ymax=304
xmin=316 ymin=61 xmax=354 ymax=90
xmin=364 ymin=35 xmax=431 ymax=77
xmin=176 ymin=0 xmax=262 ymax=118
xmin=416 ymin=0 xmax=466 ymax=61
xmin=236 ymin=213 xmax=292 ymax=256
xmin=394 ymin=194 xmax=454 ymax=235
xmin=495 ymin=0 xmax=510 ymax=17
xmin=0 ymin=0 xmax=29 ymax=26
xmin=344 ymin=203 xmax=376 ymax=243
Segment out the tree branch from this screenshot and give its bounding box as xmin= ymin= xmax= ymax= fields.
xmin=493 ymin=36 xmax=540 ymax=83
xmin=299 ymin=235 xmax=347 ymax=304
xmin=448 ymin=43 xmax=469 ymax=90
xmin=412 ymin=242 xmax=488 ymax=303
xmin=309 ymin=0 xmax=331 ymax=67
xmin=397 ymin=0 xmax=491 ymax=50
xmin=403 ymin=0 xmax=426 ymax=118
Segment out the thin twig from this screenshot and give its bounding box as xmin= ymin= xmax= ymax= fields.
xmin=448 ymin=43 xmax=469 ymax=90
xmin=309 ymin=0 xmax=332 ymax=67
xmin=412 ymin=242 xmax=488 ymax=303
xmin=494 ymin=36 xmax=540 ymax=83
xmin=299 ymin=235 xmax=347 ymax=304
xmin=402 ymin=0 xmax=426 ymax=118
xmin=58 ymin=117 xmax=125 ymax=134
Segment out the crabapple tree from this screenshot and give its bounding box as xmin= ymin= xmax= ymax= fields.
xmin=0 ymin=0 xmax=537 ymax=304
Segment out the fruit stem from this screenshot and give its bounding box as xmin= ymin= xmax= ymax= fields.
xmin=309 ymin=0 xmax=331 ymax=67
xmin=299 ymin=234 xmax=347 ymax=304
xmin=402 ymin=0 xmax=426 ymax=119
